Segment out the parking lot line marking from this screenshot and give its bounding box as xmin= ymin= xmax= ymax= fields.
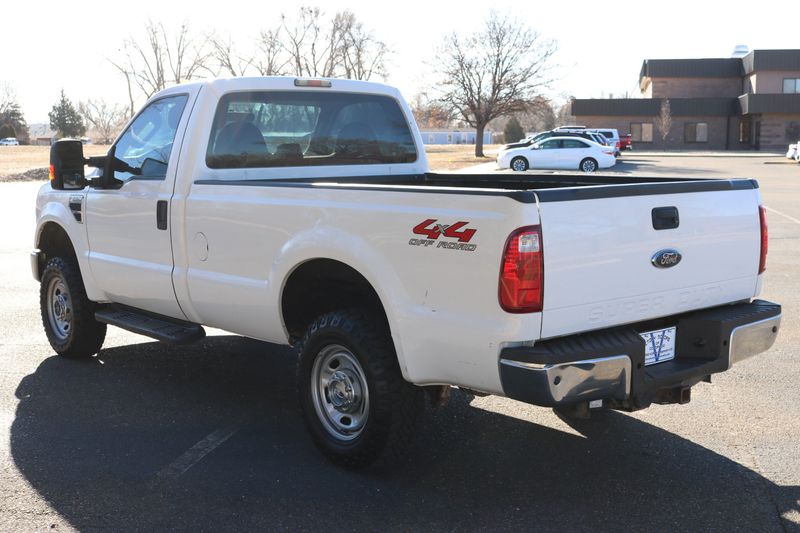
xmin=765 ymin=206 xmax=800 ymax=225
xmin=154 ymin=419 xmax=244 ymax=481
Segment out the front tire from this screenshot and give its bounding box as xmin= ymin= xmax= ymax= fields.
xmin=297 ymin=309 xmax=423 ymax=468
xmin=580 ymin=158 xmax=598 ymax=173
xmin=39 ymin=257 xmax=106 ymax=358
xmin=510 ymin=156 xmax=529 ymax=172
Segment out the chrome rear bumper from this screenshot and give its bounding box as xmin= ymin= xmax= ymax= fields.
xmin=499 ymin=356 xmax=631 ymax=406
xmin=500 ymin=300 xmax=781 ymax=409
xmin=728 ymin=314 xmax=781 ymax=368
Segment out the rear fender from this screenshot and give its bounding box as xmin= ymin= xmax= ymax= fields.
xmin=272 ymin=226 xmax=413 ymax=380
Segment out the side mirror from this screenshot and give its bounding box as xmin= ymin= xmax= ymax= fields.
xmin=49 ymin=140 xmax=87 ymax=190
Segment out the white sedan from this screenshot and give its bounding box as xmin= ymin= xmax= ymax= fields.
xmin=497 ymin=136 xmax=616 ymax=173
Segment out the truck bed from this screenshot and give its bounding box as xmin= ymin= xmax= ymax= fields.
xmin=195 ymin=173 xmax=758 ymax=203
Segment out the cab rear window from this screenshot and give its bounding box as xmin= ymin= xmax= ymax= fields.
xmin=206 ymin=91 xmax=417 ymax=169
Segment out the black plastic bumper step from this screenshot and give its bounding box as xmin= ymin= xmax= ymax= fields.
xmin=95 ymin=305 xmax=205 ymax=344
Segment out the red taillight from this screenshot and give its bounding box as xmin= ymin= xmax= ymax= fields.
xmin=48 ymin=164 xmax=55 ymax=181
xmin=759 ymin=205 xmax=768 ymax=274
xmin=499 ymin=226 xmax=543 ymax=313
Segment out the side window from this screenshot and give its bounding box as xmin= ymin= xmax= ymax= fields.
xmin=113 ymin=95 xmax=188 ymax=181
xmin=206 ymin=91 xmax=417 ymax=169
xmin=540 ymin=140 xmax=560 ymax=149
xmin=563 ymin=139 xmax=589 ymax=149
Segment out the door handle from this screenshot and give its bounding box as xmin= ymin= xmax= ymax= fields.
xmin=652 ymin=206 xmax=679 ymax=230
xmin=156 ymin=200 xmax=168 ymax=230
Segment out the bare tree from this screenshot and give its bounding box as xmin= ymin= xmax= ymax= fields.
xmin=337 ymin=11 xmax=389 ymax=80
xmin=78 ymin=99 xmax=127 ymax=144
xmin=278 ymin=7 xmax=389 ymax=80
xmin=208 ymin=33 xmax=253 ymax=77
xmin=111 ymin=11 xmax=390 ymax=112
xmin=410 ymin=93 xmax=454 ymax=128
xmin=254 ymin=27 xmax=289 ymax=76
xmin=432 ymin=11 xmax=557 ymax=157
xmin=0 ymin=82 xmax=15 ymax=114
xmin=110 ymin=21 xmax=211 ymax=104
xmin=281 ymin=7 xmax=343 ymax=78
xmin=555 ymin=98 xmax=576 ymax=128
xmin=112 ymin=66 xmax=137 ymax=119
xmin=500 ymin=96 xmax=557 ymax=133
xmin=656 ymin=98 xmax=672 ymax=148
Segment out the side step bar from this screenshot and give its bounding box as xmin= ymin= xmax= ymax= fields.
xmin=95 ymin=305 xmax=206 ymax=345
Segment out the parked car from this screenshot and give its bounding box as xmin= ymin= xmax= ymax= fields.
xmin=620 ymin=133 xmax=633 ymax=151
xmin=786 ymin=143 xmax=798 ymax=160
xmin=504 ymin=129 xmax=603 ymax=150
xmin=35 ymin=76 xmax=780 ymax=468
xmin=560 ymin=127 xmax=619 ymax=154
xmin=497 ymin=136 xmax=616 ymax=172
xmin=587 ymin=131 xmax=612 ymax=147
xmin=556 ymin=127 xmax=623 ymax=154
xmin=588 ymin=128 xmax=621 ymax=156
xmin=0 ymin=137 xmax=19 ymax=146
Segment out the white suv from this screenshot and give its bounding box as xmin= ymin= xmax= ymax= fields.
xmin=588 ymin=129 xmax=620 ymax=156
xmin=0 ymin=137 xmax=20 ymax=146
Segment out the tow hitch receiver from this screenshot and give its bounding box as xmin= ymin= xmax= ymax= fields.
xmin=654 ymin=386 xmax=692 ymax=405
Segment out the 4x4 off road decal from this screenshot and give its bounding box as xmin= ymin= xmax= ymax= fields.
xmin=409 ymin=219 xmax=477 ymax=251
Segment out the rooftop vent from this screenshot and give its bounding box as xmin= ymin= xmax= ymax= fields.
xmin=731 ymin=45 xmax=749 ymax=58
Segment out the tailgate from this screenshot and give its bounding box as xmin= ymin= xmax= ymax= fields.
xmin=537 ymin=183 xmax=762 ymax=339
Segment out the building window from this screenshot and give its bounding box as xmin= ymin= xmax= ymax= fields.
xmin=739 ymin=117 xmax=751 ymax=143
xmin=787 ymin=122 xmax=800 ymax=142
xmin=685 ymin=122 xmax=708 ymax=143
xmin=630 ymin=123 xmax=653 ymax=142
xmin=783 ymin=78 xmax=800 ymax=94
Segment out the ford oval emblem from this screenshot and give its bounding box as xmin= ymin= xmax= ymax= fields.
xmin=651 ymin=249 xmax=682 ymax=268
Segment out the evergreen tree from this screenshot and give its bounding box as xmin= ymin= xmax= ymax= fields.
xmin=0 ymin=101 xmax=28 ymax=143
xmin=0 ymin=123 xmax=15 ymax=138
xmin=504 ymin=116 xmax=525 ymax=144
xmin=49 ymin=90 xmax=86 ymax=138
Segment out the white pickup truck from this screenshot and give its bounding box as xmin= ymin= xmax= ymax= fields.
xmin=33 ymin=77 xmax=781 ymax=467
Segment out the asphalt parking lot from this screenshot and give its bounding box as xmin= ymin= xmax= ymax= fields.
xmin=0 ymin=154 xmax=798 ymax=531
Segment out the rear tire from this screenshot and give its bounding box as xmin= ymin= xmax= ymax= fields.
xmin=510 ymin=156 xmax=529 ymax=172
xmin=40 ymin=257 xmax=106 ymax=358
xmin=297 ymin=309 xmax=423 ymax=468
xmin=580 ymin=158 xmax=598 ymax=173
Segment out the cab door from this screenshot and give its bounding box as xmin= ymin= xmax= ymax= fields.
xmin=85 ymin=92 xmax=192 ymax=319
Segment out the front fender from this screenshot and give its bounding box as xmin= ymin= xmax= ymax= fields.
xmin=35 ymin=190 xmax=104 ymax=302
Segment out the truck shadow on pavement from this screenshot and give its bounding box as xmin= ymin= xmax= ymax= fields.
xmin=11 ymin=336 xmax=799 ymax=531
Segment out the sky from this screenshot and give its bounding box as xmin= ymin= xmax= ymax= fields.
xmin=2 ymin=0 xmax=799 ymax=125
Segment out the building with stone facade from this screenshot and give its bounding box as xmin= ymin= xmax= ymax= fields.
xmin=572 ymin=49 xmax=800 ymax=150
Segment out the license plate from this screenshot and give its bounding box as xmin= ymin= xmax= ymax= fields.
xmin=640 ymin=326 xmax=676 ymax=366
